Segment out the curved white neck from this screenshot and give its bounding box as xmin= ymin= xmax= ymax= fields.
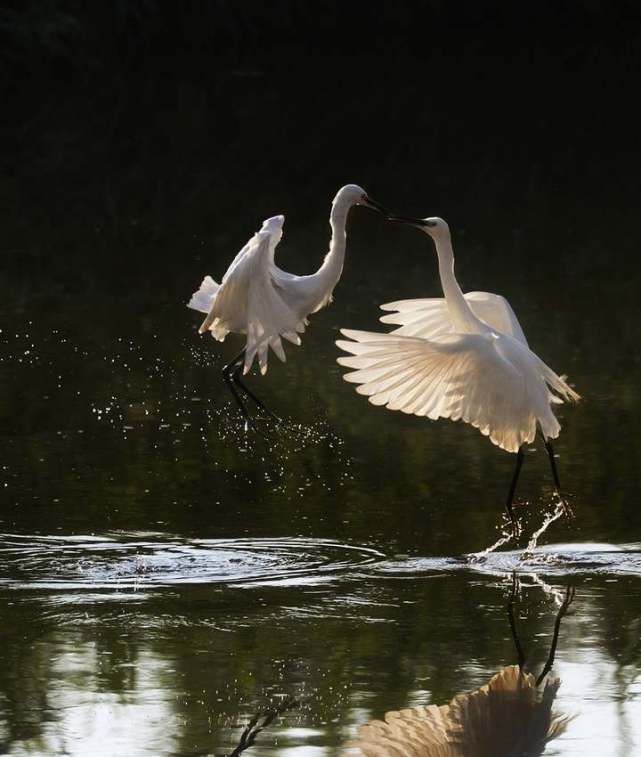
xmin=316 ymin=196 xmax=351 ymax=284
xmin=434 ymin=235 xmax=483 ymax=333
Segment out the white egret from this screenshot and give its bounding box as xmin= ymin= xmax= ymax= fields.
xmin=188 ymin=185 xmax=387 ymax=431
xmin=336 ymin=216 xmax=580 ymax=534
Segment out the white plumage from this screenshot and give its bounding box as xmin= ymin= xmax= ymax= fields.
xmin=379 ymin=291 xmax=528 ymax=345
xmin=190 ymin=215 xmax=306 ymax=375
xmin=336 ymin=218 xmax=579 ymax=454
xmin=189 ymin=185 xmax=385 ymax=376
xmin=336 ymin=215 xmax=579 ymax=531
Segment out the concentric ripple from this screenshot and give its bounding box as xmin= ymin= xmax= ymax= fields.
xmin=0 ymin=533 xmax=384 ymax=590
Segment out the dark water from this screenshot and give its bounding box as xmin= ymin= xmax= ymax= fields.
xmin=2 ymin=25 xmax=641 ymax=756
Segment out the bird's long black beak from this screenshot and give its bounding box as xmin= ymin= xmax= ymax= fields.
xmin=387 ymin=215 xmax=431 ymax=229
xmin=363 ymin=196 xmax=391 ymax=215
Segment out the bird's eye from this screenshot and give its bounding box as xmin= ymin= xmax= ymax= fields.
xmin=426 ymin=220 xmax=437 ymax=227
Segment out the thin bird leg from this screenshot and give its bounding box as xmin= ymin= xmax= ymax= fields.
xmin=231 ymin=354 xmax=281 ymax=424
xmin=536 ymin=586 xmax=576 ymax=686
xmin=505 ymin=447 xmax=525 ymax=539
xmin=222 ymin=351 xmax=260 ymax=435
xmin=543 ymin=439 xmax=574 ymax=519
xmin=507 ymin=572 xmax=527 ymax=671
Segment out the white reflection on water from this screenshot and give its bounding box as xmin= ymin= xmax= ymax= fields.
xmin=555 ymin=656 xmax=641 ymax=756
xmin=8 ymin=646 xmax=179 ymax=757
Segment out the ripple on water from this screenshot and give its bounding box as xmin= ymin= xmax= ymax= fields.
xmin=0 ymin=533 xmax=384 ymax=591
xmin=3 ymin=534 xmax=639 ymax=598
xmin=374 ymin=543 xmax=641 ymax=578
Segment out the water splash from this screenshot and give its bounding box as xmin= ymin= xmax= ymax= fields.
xmin=522 ymin=503 xmax=565 ymax=558
xmin=469 ymin=522 xmax=515 ymax=560
xmin=374 ymin=541 xmax=641 ymax=579
xmin=470 ymin=498 xmax=568 ymax=562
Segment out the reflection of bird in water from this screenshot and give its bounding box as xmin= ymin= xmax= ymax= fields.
xmin=342 ymin=582 xmax=575 ymax=757
xmin=344 ymin=666 xmax=567 ymax=757
xmin=188 ymin=185 xmax=387 ymax=433
xmin=337 ymin=215 xmax=580 ymax=537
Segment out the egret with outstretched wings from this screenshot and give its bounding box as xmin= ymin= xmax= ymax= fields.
xmin=337 ymin=216 xmax=580 ymax=534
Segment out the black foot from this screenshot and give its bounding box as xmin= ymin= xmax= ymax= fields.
xmin=222 ymin=349 xmax=282 ymax=440
xmin=543 ymin=439 xmax=574 ymax=522
xmin=233 ymin=368 xmax=281 ymax=426
xmin=508 ymin=514 xmax=521 ymax=541
xmin=558 ymin=496 xmax=574 ymax=520
xmin=505 ymin=447 xmax=525 ymax=540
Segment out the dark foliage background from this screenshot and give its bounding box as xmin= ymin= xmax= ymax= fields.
xmin=1 ymin=1 xmax=640 ymax=300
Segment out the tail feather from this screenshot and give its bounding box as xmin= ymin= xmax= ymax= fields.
xmin=533 ymin=355 xmax=581 ymax=403
xmin=188 ymin=275 xmax=220 ymax=314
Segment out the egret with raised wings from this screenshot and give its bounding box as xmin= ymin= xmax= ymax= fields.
xmin=336 ymin=216 xmax=580 ymax=535
xmin=188 ymin=185 xmax=387 ymax=432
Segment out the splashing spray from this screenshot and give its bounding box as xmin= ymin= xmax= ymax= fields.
xmin=521 ymin=502 xmax=565 ymax=559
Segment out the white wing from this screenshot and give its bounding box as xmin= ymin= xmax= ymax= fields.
xmin=336 ymin=329 xmax=579 ymax=453
xmin=187 ymin=275 xmax=220 ymax=314
xmin=194 ymin=216 xmax=306 ymax=375
xmin=380 ymin=291 xmax=528 ymax=345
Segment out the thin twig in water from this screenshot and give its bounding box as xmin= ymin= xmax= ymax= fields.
xmin=227 ymin=696 xmax=298 ymax=757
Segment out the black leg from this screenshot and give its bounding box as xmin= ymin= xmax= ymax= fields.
xmin=536 ymin=586 xmax=575 ymax=686
xmin=222 ymin=350 xmax=260 ymax=435
xmin=505 ymin=447 xmax=525 ymax=538
xmin=232 ymin=360 xmax=281 ymax=424
xmin=543 ymin=439 xmax=574 ymax=519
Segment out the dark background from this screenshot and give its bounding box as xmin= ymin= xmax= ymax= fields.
xmin=2 ymin=0 xmax=640 ymax=298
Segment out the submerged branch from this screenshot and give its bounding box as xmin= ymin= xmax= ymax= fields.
xmin=225 ymin=696 xmax=298 ymax=757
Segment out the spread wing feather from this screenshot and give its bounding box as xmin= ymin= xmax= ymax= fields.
xmin=336 ymin=329 xmax=577 ymax=452
xmin=188 ymin=216 xmax=306 ymax=374
xmin=380 ymin=291 xmax=529 ymax=346
xmin=342 ymin=705 xmax=453 ymax=757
